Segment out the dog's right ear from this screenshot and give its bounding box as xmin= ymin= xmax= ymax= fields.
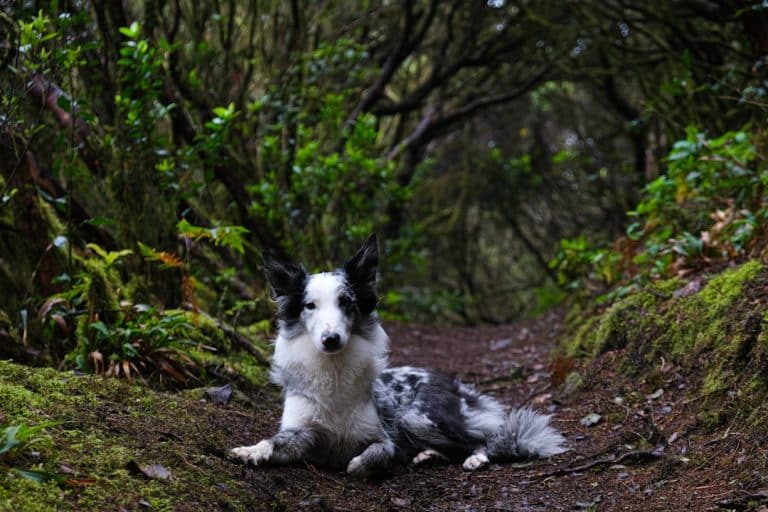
xmin=343 ymin=233 xmax=379 ymax=287
xmin=262 ymin=251 xmax=307 ymax=298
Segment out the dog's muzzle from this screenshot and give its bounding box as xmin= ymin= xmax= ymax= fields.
xmin=320 ymin=331 xmax=342 ymax=352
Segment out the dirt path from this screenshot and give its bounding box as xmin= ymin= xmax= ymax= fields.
xmin=220 ymin=310 xmax=757 ymax=512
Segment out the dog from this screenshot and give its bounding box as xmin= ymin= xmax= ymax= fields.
xmin=231 ymin=234 xmax=566 ymax=478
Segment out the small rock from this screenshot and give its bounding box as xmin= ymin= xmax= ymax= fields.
xmin=390 ymin=497 xmax=412 ymax=508
xmin=580 ymin=413 xmax=602 ymax=427
xmin=560 ymin=372 xmax=584 ymax=397
xmin=126 ymin=461 xmax=172 ymax=481
xmin=490 ymin=338 xmax=513 ymax=351
xmin=613 ymin=396 xmax=624 ymax=405
xmin=203 ymin=384 xmax=232 ymax=404
xmin=645 ymin=388 xmax=664 ymax=400
xmin=298 ymin=496 xmax=330 ymax=511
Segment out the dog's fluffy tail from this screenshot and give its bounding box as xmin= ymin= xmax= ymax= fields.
xmin=486 ymin=408 xmax=567 ymax=460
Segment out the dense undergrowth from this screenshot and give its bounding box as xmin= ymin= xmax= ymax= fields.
xmin=557 ymin=125 xmax=768 ymax=438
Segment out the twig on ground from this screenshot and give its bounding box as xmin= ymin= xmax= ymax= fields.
xmin=527 ymin=450 xmax=664 ymax=481
xmin=715 ymin=490 xmax=768 ymax=510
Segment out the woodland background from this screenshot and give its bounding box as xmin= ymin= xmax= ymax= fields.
xmin=2 ymin=2 xmax=768 ymax=508
xmin=0 ymin=0 xmax=767 ymax=382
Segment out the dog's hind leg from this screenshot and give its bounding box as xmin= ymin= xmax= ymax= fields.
xmin=346 ymin=438 xmax=396 ymax=479
xmin=462 ymin=447 xmax=490 ymax=471
xmin=231 ymin=428 xmax=316 ymax=466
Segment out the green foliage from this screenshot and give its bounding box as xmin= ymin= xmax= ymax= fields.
xmin=549 ymin=235 xmax=622 ymax=290
xmin=37 ymin=239 xmax=207 ymax=386
xmin=632 ymin=127 xmax=765 ymax=274
xmin=176 ymin=219 xmax=248 ymax=254
xmin=1 ymin=423 xmax=55 ymax=458
xmin=552 ymin=126 xmax=767 ymax=293
xmin=248 ymin=39 xmax=404 ymax=262
xmin=114 ymin=21 xmax=172 ymax=150
xmin=71 ymin=306 xmax=201 ymax=386
xmin=1 ymin=422 xmax=61 ymax=484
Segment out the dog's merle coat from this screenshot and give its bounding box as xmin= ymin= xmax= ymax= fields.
xmin=231 ymin=235 xmax=566 ymax=478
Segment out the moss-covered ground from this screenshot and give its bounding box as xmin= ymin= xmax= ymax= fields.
xmin=561 ymin=259 xmax=768 ymax=436
xmin=4 ymin=261 xmax=768 ymax=511
xmin=0 ymin=356 xmax=274 ymax=511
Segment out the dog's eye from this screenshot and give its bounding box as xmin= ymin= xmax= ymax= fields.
xmin=303 ymin=302 xmax=316 ymax=310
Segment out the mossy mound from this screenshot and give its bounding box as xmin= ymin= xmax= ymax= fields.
xmin=0 ymin=360 xmax=268 ymax=511
xmin=560 ymin=259 xmax=768 ymax=432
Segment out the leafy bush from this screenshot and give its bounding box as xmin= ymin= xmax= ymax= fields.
xmin=552 ymin=126 xmax=767 ymax=293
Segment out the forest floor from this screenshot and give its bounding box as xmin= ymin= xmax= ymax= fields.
xmin=4 ymin=307 xmax=766 ymax=511
xmin=221 ymin=311 xmax=763 ymax=512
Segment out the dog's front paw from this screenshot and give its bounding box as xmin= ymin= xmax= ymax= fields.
xmin=346 ymin=455 xmax=369 ymax=479
xmin=230 ymin=440 xmax=274 ymax=466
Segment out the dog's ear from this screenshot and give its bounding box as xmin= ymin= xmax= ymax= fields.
xmin=262 ymin=251 xmax=307 ymax=298
xmin=344 ymin=233 xmax=379 ymax=286
xmin=343 ymin=234 xmax=379 ymax=314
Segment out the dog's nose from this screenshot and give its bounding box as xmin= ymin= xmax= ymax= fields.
xmin=321 ymin=331 xmax=341 ymax=351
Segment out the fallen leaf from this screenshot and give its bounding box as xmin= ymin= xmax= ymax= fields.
xmin=673 ymin=278 xmax=702 ymax=298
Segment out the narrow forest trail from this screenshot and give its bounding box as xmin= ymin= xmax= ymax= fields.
xmin=221 ymin=310 xmax=758 ymax=512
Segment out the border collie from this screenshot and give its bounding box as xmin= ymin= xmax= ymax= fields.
xmin=231 ymin=234 xmax=566 ymax=478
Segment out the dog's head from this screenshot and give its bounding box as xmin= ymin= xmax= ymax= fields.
xmin=263 ymin=234 xmax=379 ymax=354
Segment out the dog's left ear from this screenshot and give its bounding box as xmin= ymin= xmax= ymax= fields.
xmin=344 ymin=233 xmax=379 ymax=286
xmin=343 ymin=234 xmax=379 ymax=314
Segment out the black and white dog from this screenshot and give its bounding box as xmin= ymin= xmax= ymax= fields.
xmin=231 ymin=235 xmax=566 ymax=478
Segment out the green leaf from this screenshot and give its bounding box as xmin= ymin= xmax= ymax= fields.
xmin=89 ymin=321 xmax=110 ymax=338
xmin=56 ymin=95 xmax=72 ymax=112
xmin=0 ymin=426 xmax=21 ymax=455
xmin=118 ymin=22 xmax=141 ymax=39
xmin=13 ymin=468 xmax=64 ymax=484
xmin=85 ymin=216 xmax=115 ymax=227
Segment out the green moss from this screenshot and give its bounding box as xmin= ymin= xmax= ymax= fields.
xmin=702 ymin=369 xmax=729 ymax=395
xmin=651 ymin=277 xmax=684 ymax=294
xmin=37 ymin=197 xmax=68 ymax=240
xmin=0 ymin=360 xmax=260 ymax=510
xmin=563 ymin=289 xmax=662 ymax=357
xmin=697 ymin=260 xmax=762 ymax=312
xmin=566 ymin=261 xmax=764 ymax=360
xmin=0 ymin=477 xmax=66 ymax=512
xmin=560 ymin=259 xmax=768 ymax=435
